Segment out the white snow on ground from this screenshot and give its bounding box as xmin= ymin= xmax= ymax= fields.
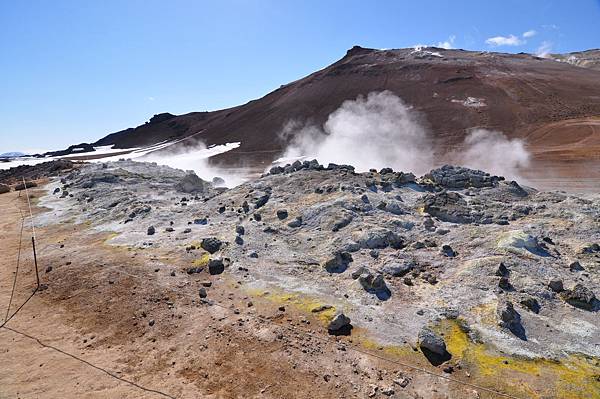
xmin=0 ymin=140 xmax=242 ymax=183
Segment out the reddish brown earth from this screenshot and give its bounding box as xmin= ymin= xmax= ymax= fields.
xmin=93 ymin=47 xmax=600 ymax=174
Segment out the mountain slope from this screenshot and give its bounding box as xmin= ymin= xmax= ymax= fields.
xmin=95 ymin=46 xmax=600 ymax=168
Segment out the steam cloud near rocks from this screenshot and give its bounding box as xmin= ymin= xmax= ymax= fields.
xmin=279 ymin=91 xmax=530 ymax=179
xmin=142 ymin=142 xmax=247 ymax=187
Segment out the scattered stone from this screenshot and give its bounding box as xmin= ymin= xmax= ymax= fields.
xmin=198 ymin=287 xmax=207 ymax=298
xmin=497 ymin=301 xmax=526 ymax=339
xmin=561 ymin=284 xmax=597 ymax=311
xmin=235 ymin=225 xmax=245 ymax=235
xmin=498 ymin=276 xmax=512 ymax=290
xmin=569 ymin=261 xmax=584 ymax=272
xmin=201 ymin=281 xmax=212 ymax=287
xmin=175 ymin=173 xmax=206 ymax=193
xmin=201 ymin=237 xmax=222 ymax=254
xmin=496 ymin=262 xmax=509 ymax=277
xmin=287 ymin=217 xmax=303 ymax=228
xmin=323 ymin=251 xmax=353 ymax=273
xmin=165 ymin=227 xmax=174 ymax=232
xmin=441 ymin=244 xmax=456 ymax=257
xmin=194 ymin=218 xmax=208 ymax=225
xmin=249 ymin=251 xmax=259 ymax=258
xmin=418 ymin=327 xmax=449 ymax=358
xmin=425 ymin=165 xmax=500 ymax=189
xmin=148 ymin=319 xmax=155 ymax=327
xmin=208 ymin=258 xmax=225 ymax=275
xmin=186 ymin=267 xmax=203 ymax=274
xmin=381 ymin=261 xmax=414 ymax=277
xmin=183 ymin=228 xmax=191 ymax=234
xmin=276 ymin=209 xmax=288 ymax=220
xmin=254 ymin=194 xmax=270 ymax=209
xmin=0 ymin=184 xmax=11 ymax=194
xmin=327 ymin=312 xmax=352 ymax=335
xmin=45 ymin=266 xmax=53 ymax=273
xmin=235 ymin=235 xmax=244 ymax=245
xmin=548 ymin=279 xmax=564 ymax=293
xmin=520 ymin=296 xmax=540 ymax=314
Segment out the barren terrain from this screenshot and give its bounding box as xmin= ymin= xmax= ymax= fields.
xmin=1 ymin=160 xmax=599 ymax=398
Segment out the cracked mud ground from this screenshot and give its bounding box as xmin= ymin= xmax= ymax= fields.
xmin=1 ymin=160 xmax=599 ymax=398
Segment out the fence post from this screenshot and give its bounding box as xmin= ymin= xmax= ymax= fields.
xmin=31 ymin=237 xmax=40 ymax=288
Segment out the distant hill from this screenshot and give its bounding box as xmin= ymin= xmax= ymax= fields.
xmin=0 ymin=152 xmax=25 ymax=158
xmin=92 ymin=46 xmax=600 ymax=167
xmin=551 ymin=49 xmax=600 ymax=71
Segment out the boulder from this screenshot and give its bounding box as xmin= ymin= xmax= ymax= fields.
xmin=422 ymin=191 xmax=475 ymax=224
xmin=381 ymin=261 xmax=414 ymax=277
xmin=175 ymin=173 xmax=207 ymax=193
xmin=327 ymin=312 xmax=352 ymax=335
xmin=201 ymin=237 xmax=222 ymax=254
xmin=277 ymin=209 xmax=288 ymax=220
xmin=208 ymin=258 xmax=225 ymax=275
xmin=548 ymin=279 xmax=564 ymax=293
xmin=323 ymin=251 xmax=353 ymax=273
xmin=352 ymin=229 xmax=405 ymax=250
xmin=561 ymin=284 xmax=597 ymax=311
xmin=424 ymin=165 xmax=500 ymax=189
xmin=497 ymin=301 xmax=526 ymax=339
xmin=440 ymin=244 xmax=456 ymax=257
xmin=418 ymin=327 xmax=449 ymax=358
xmin=147 ymin=226 xmax=155 ymax=235
xmin=0 ymin=183 xmax=9 ymax=194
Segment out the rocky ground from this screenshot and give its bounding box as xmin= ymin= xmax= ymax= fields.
xmin=1 ymin=159 xmax=599 ymax=398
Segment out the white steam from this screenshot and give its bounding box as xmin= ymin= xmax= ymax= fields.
xmin=456 ymin=129 xmax=530 ymax=181
xmin=281 ymin=91 xmax=433 ymax=174
xmin=278 ymin=91 xmax=531 ymax=180
xmin=141 ymin=142 xmax=248 ymax=187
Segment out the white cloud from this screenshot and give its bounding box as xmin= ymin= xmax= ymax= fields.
xmin=522 ymin=30 xmax=537 ymax=38
xmin=147 ymin=96 xmax=155 ymax=101
xmin=485 ymin=34 xmax=524 ymax=47
xmin=436 ymin=35 xmax=456 ymax=49
xmin=535 ymin=41 xmax=553 ymax=58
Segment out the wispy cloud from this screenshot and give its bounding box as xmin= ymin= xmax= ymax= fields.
xmin=147 ymin=96 xmax=155 ymax=101
xmin=436 ymin=35 xmax=456 ymax=49
xmin=535 ymin=41 xmax=553 ymax=58
xmin=485 ymin=34 xmax=524 ymax=46
xmin=522 ymin=30 xmax=537 ymax=38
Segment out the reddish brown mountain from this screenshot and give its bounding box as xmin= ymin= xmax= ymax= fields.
xmin=95 ymin=46 xmax=600 ymax=168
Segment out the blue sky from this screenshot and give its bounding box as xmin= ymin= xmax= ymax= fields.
xmin=1 ymin=0 xmax=599 ymax=153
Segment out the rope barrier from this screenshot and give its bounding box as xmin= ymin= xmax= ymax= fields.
xmin=0 ymin=326 xmax=177 ymax=399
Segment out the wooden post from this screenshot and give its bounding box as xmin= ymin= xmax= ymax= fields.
xmin=32 ymin=237 xmax=40 ymax=288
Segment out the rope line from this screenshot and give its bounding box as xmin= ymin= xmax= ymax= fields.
xmin=3 ymin=209 xmax=25 ymax=324
xmin=0 ymin=325 xmax=177 ymax=399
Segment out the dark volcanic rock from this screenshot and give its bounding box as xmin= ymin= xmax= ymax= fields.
xmin=0 ymin=184 xmax=9 ymax=194
xmin=425 ymin=165 xmax=501 ymax=189
xmin=561 ymin=284 xmax=598 ymax=311
xmin=323 ymin=251 xmax=353 ymax=273
xmin=497 ymin=301 xmax=526 ymax=339
xmin=201 ymin=237 xmax=222 ymax=254
xmin=422 ymin=191 xmax=476 ymax=224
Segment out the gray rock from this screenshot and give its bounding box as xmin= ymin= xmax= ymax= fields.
xmin=497 ymin=301 xmax=526 ymax=339
xmin=235 ymin=225 xmax=245 ymax=235
xmin=327 ymin=312 xmax=352 ymax=334
xmin=0 ymin=184 xmax=10 ymax=194
xmin=441 ymin=244 xmax=456 ymax=257
xmin=235 ymin=235 xmax=244 ymax=245
xmin=198 ymin=287 xmax=207 ymax=298
xmin=176 ymin=173 xmax=207 ymax=193
xmin=548 ymin=279 xmax=564 ymax=293
xmin=287 ymin=217 xmax=303 ymax=228
xmin=323 ymin=251 xmax=353 ymax=273
xmin=381 ymin=261 xmax=414 ymax=277
xmin=418 ymin=327 xmax=448 ymax=357
xmin=147 ymin=226 xmax=155 ymax=235
xmin=520 ymin=296 xmax=540 ymax=314
xmin=277 ymin=209 xmax=288 ymax=220
xmin=561 ymin=284 xmax=597 ymax=311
